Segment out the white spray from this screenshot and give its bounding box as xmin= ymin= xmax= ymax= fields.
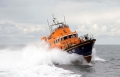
xmin=92 ymin=48 xmax=105 ymax=61
xmin=0 ymin=41 xmax=105 ymax=70
xmin=0 ymin=41 xmax=84 ymax=70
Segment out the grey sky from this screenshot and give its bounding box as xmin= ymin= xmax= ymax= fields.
xmin=0 ymin=0 xmax=120 ymax=44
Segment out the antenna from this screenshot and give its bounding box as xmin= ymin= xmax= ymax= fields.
xmin=47 ymin=20 xmax=51 ymax=33
xmin=63 ymin=15 xmax=66 ymax=24
xmin=52 ymin=14 xmax=57 ymax=24
xmin=47 ymin=20 xmax=49 ymax=26
xmin=52 ymin=14 xmax=55 ymax=19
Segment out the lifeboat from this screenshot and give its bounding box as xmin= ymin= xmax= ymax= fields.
xmin=41 ymin=16 xmax=96 ymax=63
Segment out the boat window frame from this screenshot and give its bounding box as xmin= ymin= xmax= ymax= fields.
xmin=54 ymin=40 xmax=57 ymax=44
xmin=73 ymin=33 xmax=78 ymax=37
xmin=59 ymin=38 xmax=61 ymax=41
xmin=54 ymin=33 xmax=78 ymax=44
xmin=56 ymin=38 xmax=58 ymax=43
xmin=61 ymin=37 xmax=63 ymax=41
xmin=63 ymin=35 xmax=68 ymax=40
xmin=68 ymin=34 xmax=73 ymax=38
xmin=57 ymin=38 xmax=60 ymax=42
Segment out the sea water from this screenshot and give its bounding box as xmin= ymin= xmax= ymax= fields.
xmin=0 ymin=42 xmax=120 ymax=77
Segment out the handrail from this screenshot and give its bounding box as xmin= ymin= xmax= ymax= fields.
xmin=79 ymin=34 xmax=94 ymax=42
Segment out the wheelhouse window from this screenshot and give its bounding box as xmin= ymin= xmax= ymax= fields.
xmin=73 ymin=34 xmax=78 ymax=37
xmin=54 ymin=40 xmax=57 ymax=44
xmin=54 ymin=34 xmax=78 ymax=44
xmin=68 ymin=35 xmax=73 ymax=38
xmin=63 ymin=36 xmax=67 ymax=40
xmin=54 ymin=38 xmax=61 ymax=44
xmin=60 ymin=38 xmax=62 ymax=41
xmin=56 ymin=39 xmax=59 ymax=43
xmin=57 ymin=39 xmax=60 ymax=42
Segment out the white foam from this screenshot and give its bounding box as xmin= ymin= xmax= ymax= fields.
xmin=0 ymin=64 xmax=81 ymax=77
xmin=0 ymin=41 xmax=83 ymax=77
xmin=0 ymin=41 xmax=87 ymax=70
xmin=0 ymin=41 xmax=106 ymax=77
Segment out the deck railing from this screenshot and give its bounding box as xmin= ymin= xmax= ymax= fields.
xmin=79 ymin=34 xmax=94 ymax=42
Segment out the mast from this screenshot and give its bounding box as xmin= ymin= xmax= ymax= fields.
xmin=47 ymin=14 xmax=56 ymax=34
xmin=47 ymin=20 xmax=51 ymax=34
xmin=47 ymin=15 xmax=66 ymax=34
xmin=52 ymin=14 xmax=57 ymax=24
xmin=63 ymin=15 xmax=66 ymax=24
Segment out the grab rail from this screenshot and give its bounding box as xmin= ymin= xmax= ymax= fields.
xmin=79 ymin=34 xmax=94 ymax=42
